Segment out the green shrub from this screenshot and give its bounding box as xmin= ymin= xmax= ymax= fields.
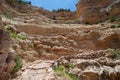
xmin=10 ymin=32 xmax=27 ymax=40
xmin=115 ymin=52 xmax=120 ymax=59
xmin=3 ymin=27 xmax=27 ymax=40
xmin=68 ymin=73 xmax=79 ymax=80
xmin=69 ymin=63 xmax=74 ymax=69
xmin=10 ymin=33 xmax=18 ymax=39
xmin=18 ymin=35 xmax=27 ymax=40
xmin=109 ymin=17 xmax=116 ymax=23
xmin=55 ymin=65 xmax=67 ymax=73
xmin=110 ymin=21 xmax=120 ymax=28
xmin=114 ymin=50 xmax=120 ymax=59
xmin=54 ymin=65 xmax=78 ymax=80
xmin=110 ymin=49 xmax=120 ymax=59
xmin=12 ymin=54 xmax=22 ymax=73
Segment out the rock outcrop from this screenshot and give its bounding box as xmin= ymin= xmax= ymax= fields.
xmin=54 ymin=49 xmax=120 ymax=80
xmin=76 ymin=0 xmax=120 ymax=24
xmin=0 ymin=30 xmax=16 ymax=80
xmin=0 ymin=13 xmax=15 ymax=80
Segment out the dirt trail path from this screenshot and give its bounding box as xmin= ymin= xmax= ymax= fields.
xmin=10 ymin=60 xmax=55 ymax=80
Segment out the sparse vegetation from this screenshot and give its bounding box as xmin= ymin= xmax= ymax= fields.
xmin=18 ymin=0 xmax=31 ymax=5
xmin=108 ymin=17 xmax=116 ymax=23
xmin=3 ymin=13 xmax=13 ymax=19
xmin=110 ymin=21 xmax=120 ymax=28
xmin=114 ymin=50 xmax=120 ymax=59
xmin=114 ymin=51 xmax=120 ymax=59
xmin=10 ymin=32 xmax=18 ymax=39
xmin=10 ymin=32 xmax=27 ymax=40
xmin=7 ymin=0 xmax=15 ymax=5
xmin=7 ymin=0 xmax=31 ymax=5
xmin=74 ymin=19 xmax=81 ymax=24
xmin=53 ymin=8 xmax=71 ymax=13
xmin=69 ymin=63 xmax=74 ymax=69
xmin=54 ymin=65 xmax=78 ymax=80
xmin=18 ymin=34 xmax=27 ymax=40
xmin=110 ymin=49 xmax=120 ymax=59
xmin=108 ymin=17 xmax=120 ymax=23
xmin=3 ymin=26 xmax=28 ymax=40
xmin=12 ymin=53 xmax=22 ymax=73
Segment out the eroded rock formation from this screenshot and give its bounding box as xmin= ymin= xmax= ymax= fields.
xmin=76 ymin=0 xmax=120 ymax=24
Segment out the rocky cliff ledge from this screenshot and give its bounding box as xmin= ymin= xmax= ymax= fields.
xmin=76 ymin=0 xmax=120 ymax=24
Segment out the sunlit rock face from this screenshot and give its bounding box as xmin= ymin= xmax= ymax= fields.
xmin=76 ymin=0 xmax=120 ymax=24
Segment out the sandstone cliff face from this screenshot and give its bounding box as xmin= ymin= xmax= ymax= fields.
xmin=76 ymin=0 xmax=120 ymax=24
